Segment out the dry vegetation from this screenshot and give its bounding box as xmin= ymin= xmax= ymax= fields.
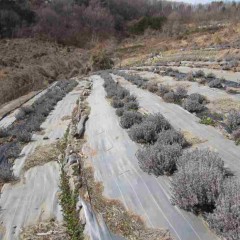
xmin=0 ymin=38 xmax=89 ymax=105
xmin=23 ymin=143 xmax=61 ymax=172
xmin=20 ymin=220 xmax=69 ymax=240
xmin=117 ymin=23 xmax=240 ymax=67
xmin=81 ymin=166 xmax=172 ymax=240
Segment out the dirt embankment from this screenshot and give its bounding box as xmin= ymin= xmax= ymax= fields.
xmin=0 ymin=38 xmax=90 ymax=106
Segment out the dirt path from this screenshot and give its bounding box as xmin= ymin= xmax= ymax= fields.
xmin=84 ymin=75 xmax=219 ymax=240
xmin=0 ymin=82 xmax=86 ymax=240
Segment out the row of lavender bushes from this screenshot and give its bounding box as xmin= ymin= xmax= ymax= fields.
xmin=101 ymin=71 xmax=239 ymax=240
xmin=0 ymin=80 xmax=78 ymax=183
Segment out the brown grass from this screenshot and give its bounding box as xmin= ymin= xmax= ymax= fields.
xmin=209 ymin=98 xmax=240 ymax=114
xmin=182 ymin=131 xmax=207 ymax=146
xmin=23 ymin=143 xmax=60 ymax=172
xmin=20 ymin=220 xmax=69 ymax=240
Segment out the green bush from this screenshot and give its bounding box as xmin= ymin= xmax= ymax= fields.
xmin=200 ymin=116 xmax=215 ymax=126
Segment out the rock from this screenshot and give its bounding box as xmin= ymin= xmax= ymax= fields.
xmin=79 ymin=208 xmax=86 ymax=225
xmin=68 ymin=153 xmax=80 ymax=165
xmin=74 ymin=115 xmax=88 ymax=138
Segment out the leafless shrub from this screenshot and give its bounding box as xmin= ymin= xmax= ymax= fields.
xmin=116 ymin=108 xmax=124 ymax=117
xmin=147 ymin=82 xmax=158 ymax=93
xmin=124 ymin=101 xmax=139 ymax=111
xmin=158 ymin=84 xmax=171 ymax=97
xmin=182 ymin=99 xmax=204 ymax=113
xmin=120 ymin=111 xmax=143 ymax=129
xmin=144 ymin=114 xmax=171 ymax=132
xmin=226 ymin=110 xmax=240 ymax=131
xmin=194 ymin=70 xmax=205 ymax=78
xmin=137 ymin=143 xmax=182 ymax=176
xmin=232 ymin=129 xmax=240 ymax=144
xmin=16 ymin=129 xmax=32 ymax=143
xmin=0 ymin=128 xmax=9 ymax=138
xmin=206 ymin=178 xmax=240 ymax=240
xmin=0 ymin=161 xmax=14 ymax=183
xmin=188 ymin=93 xmax=206 ymax=104
xmin=171 ymin=149 xmax=225 ymax=213
xmin=129 ymin=121 xmax=158 ymax=144
xmin=208 ymin=79 xmax=223 ymax=88
xmin=111 ymin=99 xmax=124 ymax=108
xmin=15 ymin=109 xmax=26 ymax=120
xmin=163 ymin=91 xmax=176 ymax=103
xmin=175 ymin=86 xmax=188 ymax=99
xmin=124 ymin=95 xmax=137 ymax=103
xmin=21 ymin=105 xmax=35 ymax=114
xmin=185 ymin=72 xmax=195 ymax=81
xmin=206 ymin=72 xmax=216 ymax=79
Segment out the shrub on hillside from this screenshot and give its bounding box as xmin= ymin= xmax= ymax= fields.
xmin=163 ymin=91 xmax=176 ymax=103
xmin=129 ymin=121 xmax=158 ymax=144
xmin=144 ymin=114 xmax=171 ymax=132
xmin=194 ymin=70 xmax=205 ymax=78
xmin=111 ymin=99 xmax=124 ymax=108
xmin=226 ymin=110 xmax=240 ymax=131
xmin=16 ymin=129 xmax=32 ymax=143
xmin=21 ymin=105 xmax=35 ymax=114
xmin=15 ymin=109 xmax=26 ymax=120
xmin=124 ymin=101 xmax=139 ymax=111
xmin=175 ymin=86 xmax=188 ymax=99
xmin=171 ymin=149 xmax=225 ymax=212
xmin=157 ymin=129 xmax=187 ymax=147
xmin=137 ymin=143 xmax=182 ymax=176
xmin=0 ymin=161 xmax=14 ymax=183
xmin=158 ymin=84 xmax=171 ymax=97
xmin=206 ymin=178 xmax=240 ymax=240
xmin=0 ymin=128 xmax=9 ymax=138
xmin=232 ymin=129 xmax=240 ymax=145
xmin=182 ymin=99 xmax=204 ymax=113
xmin=206 ymin=72 xmax=216 ymax=79
xmin=129 ymin=16 xmax=167 ymax=34
xmin=185 ymin=72 xmax=195 ymax=81
xmin=124 ymin=95 xmax=137 ymax=103
xmin=91 ymin=51 xmax=114 ymax=71
xmin=120 ymin=111 xmax=143 ymax=129
xmin=116 ymin=88 xmax=130 ymax=100
xmin=208 ymin=79 xmax=223 ymax=88
xmin=147 ymin=82 xmax=158 ymax=93
xmin=116 ymin=108 xmax=124 ymax=117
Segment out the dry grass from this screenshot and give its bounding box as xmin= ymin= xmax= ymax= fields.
xmin=81 ymin=166 xmax=172 ymax=240
xmin=20 ymin=220 xmax=69 ymax=240
xmin=182 ymin=131 xmax=207 ymax=146
xmin=209 ymin=98 xmax=240 ymax=114
xmin=23 ymin=143 xmax=60 ymax=172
